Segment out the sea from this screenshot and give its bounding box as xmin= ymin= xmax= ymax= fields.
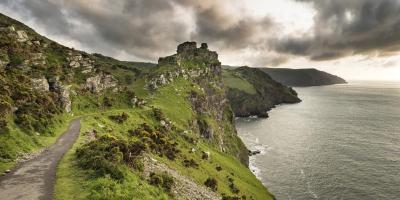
xmin=236 ymin=81 xmax=400 ymax=200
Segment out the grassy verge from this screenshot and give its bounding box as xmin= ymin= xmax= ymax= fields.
xmin=0 ymin=114 xmax=72 ymax=174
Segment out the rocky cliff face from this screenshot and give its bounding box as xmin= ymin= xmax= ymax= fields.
xmin=224 ymin=66 xmax=301 ymax=118
xmin=147 ymin=42 xmax=249 ymax=165
xmin=0 ymin=13 xmax=120 ymax=134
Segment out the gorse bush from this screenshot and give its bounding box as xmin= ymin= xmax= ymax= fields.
xmin=204 ymin=177 xmax=218 ymax=191
xmin=149 ymin=172 xmax=174 ymax=193
xmin=76 ymin=135 xmax=146 ymax=180
xmin=108 ymin=112 xmax=129 ymax=123
xmin=129 ymin=123 xmax=180 ymax=160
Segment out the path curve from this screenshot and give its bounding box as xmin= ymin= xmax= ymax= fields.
xmin=0 ymin=119 xmax=81 ymax=200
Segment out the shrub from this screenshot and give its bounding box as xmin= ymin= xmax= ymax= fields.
xmin=204 ymin=177 xmax=218 ymax=191
xmin=152 ymin=108 xmax=165 ymax=121
xmin=182 ymin=159 xmax=199 ymax=168
xmin=227 ymin=176 xmax=240 ymax=194
xmin=222 ymin=195 xmax=241 ymax=200
xmin=109 ymin=112 xmax=129 ymax=123
xmin=128 ymin=124 xmax=180 ymax=160
xmin=76 ymin=135 xmax=146 ymax=180
xmin=149 ymin=172 xmax=174 ymax=193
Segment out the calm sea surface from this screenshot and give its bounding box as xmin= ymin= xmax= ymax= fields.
xmin=236 ymin=81 xmax=400 ymax=200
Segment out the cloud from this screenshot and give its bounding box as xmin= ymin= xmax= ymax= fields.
xmin=0 ymin=0 xmax=278 ymax=64
xmin=274 ymin=0 xmax=400 ymax=61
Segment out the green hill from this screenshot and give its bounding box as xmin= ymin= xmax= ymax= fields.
xmin=223 ymin=67 xmax=301 ymax=117
xmin=0 ymin=13 xmax=276 ymax=200
xmin=260 ymin=67 xmax=347 ymax=86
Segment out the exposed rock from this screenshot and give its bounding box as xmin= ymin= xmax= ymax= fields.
xmin=248 ymin=150 xmax=261 ymax=156
xmin=143 ymin=156 xmax=220 ymax=200
xmin=30 ymin=53 xmax=46 ymax=66
xmin=33 ymin=40 xmax=40 ymax=46
xmin=16 ymin=30 xmax=28 ymax=42
xmin=31 ymin=77 xmax=49 ymax=92
xmin=84 ymin=73 xmax=118 ymax=93
xmin=177 ymin=41 xmax=197 ymax=54
xmin=68 ymin=54 xmax=83 ymax=68
xmin=49 ymin=77 xmax=72 ymax=113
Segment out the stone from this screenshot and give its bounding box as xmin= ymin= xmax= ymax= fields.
xmin=177 ymin=41 xmax=197 ymax=54
xmin=5 ymin=169 xmax=11 ymax=173
xmin=84 ymin=73 xmax=117 ymax=93
xmin=48 ymin=77 xmax=72 ymax=112
xmin=248 ymin=150 xmax=261 ymax=156
xmin=31 ymin=77 xmax=49 ymax=92
xmin=69 ymin=60 xmax=80 ymax=68
xmin=200 ymin=43 xmax=208 ymax=49
xmin=33 ymin=40 xmax=40 ymax=46
xmin=8 ymin=26 xmax=15 ymax=32
xmin=16 ymin=30 xmax=28 ymax=42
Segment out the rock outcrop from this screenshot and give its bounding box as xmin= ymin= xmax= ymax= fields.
xmin=31 ymin=77 xmax=50 ymax=92
xmin=152 ymin=42 xmax=249 ymax=165
xmin=49 ymin=77 xmax=72 ymax=113
xmin=84 ymin=73 xmax=118 ymax=93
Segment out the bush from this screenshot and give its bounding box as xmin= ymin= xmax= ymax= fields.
xmin=76 ymin=135 xmax=146 ymax=180
xmin=227 ymin=176 xmax=240 ymax=194
xmin=149 ymin=172 xmax=174 ymax=193
xmin=152 ymin=108 xmax=165 ymax=121
xmin=222 ymin=195 xmax=241 ymax=200
xmin=204 ymin=177 xmax=218 ymax=191
xmin=182 ymin=159 xmax=199 ymax=168
xmin=128 ymin=124 xmax=180 ymax=160
xmin=109 ymin=112 xmax=129 ymax=123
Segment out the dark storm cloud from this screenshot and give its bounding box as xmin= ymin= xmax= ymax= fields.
xmin=274 ymin=0 xmax=400 ymax=61
xmin=0 ymin=0 xmax=275 ymax=63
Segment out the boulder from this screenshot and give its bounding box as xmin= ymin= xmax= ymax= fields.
xmin=84 ymin=73 xmax=117 ymax=93
xmin=16 ymin=30 xmax=28 ymax=42
xmin=31 ymin=77 xmax=49 ymax=92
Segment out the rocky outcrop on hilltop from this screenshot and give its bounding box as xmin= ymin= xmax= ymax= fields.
xmin=148 ymin=42 xmax=249 ymax=165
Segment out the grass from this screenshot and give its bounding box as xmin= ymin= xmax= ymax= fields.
xmin=55 ymin=112 xmax=171 ymax=200
xmin=54 ymin=77 xmax=274 ymax=199
xmin=0 ymin=114 xmax=71 ymax=174
xmin=222 ymin=69 xmax=257 ymax=95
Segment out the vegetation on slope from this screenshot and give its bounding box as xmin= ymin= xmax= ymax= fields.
xmin=223 ymin=66 xmax=301 ymax=118
xmin=0 ymin=13 xmax=277 ymax=199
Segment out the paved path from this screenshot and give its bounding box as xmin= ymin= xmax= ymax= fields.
xmin=0 ymin=119 xmax=80 ymax=200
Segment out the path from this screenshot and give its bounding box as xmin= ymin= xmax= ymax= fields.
xmin=0 ymin=119 xmax=81 ymax=200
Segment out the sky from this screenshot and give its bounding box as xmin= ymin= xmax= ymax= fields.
xmin=1 ymin=0 xmax=400 ymax=81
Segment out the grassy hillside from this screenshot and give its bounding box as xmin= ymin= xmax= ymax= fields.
xmin=223 ymin=67 xmax=301 ymax=117
xmin=0 ymin=13 xmax=275 ymax=200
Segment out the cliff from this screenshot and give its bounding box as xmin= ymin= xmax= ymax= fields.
xmin=223 ymin=67 xmax=301 ymax=117
xmin=260 ymin=67 xmax=347 ymax=86
xmin=0 ymin=13 xmax=274 ymax=200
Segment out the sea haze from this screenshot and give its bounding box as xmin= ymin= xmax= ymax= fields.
xmin=236 ymin=81 xmax=400 ymax=200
